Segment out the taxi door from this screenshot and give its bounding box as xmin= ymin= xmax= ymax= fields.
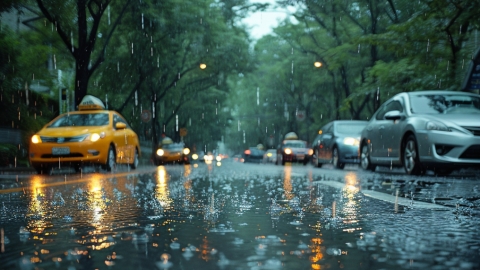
xmin=113 ymin=114 xmax=130 ymax=164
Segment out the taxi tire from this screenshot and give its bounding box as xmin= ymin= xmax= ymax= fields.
xmin=103 ymin=145 xmax=116 ymax=172
xmin=130 ymin=149 xmax=139 ymax=169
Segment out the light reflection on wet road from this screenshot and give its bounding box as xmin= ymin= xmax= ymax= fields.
xmin=0 ymin=162 xmax=479 ymax=269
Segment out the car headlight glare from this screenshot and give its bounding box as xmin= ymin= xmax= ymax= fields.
xmin=284 ymin=148 xmax=292 ymax=155
xmin=192 ymin=154 xmax=198 ymax=160
xmin=426 ymin=121 xmax=450 ymax=131
xmin=308 ymin=149 xmax=314 ymax=155
xmin=31 ymin=135 xmax=42 ymax=144
xmin=90 ymin=133 xmax=101 ymax=142
xmin=183 ymin=148 xmax=190 ymax=155
xmin=343 ymin=137 xmax=360 ymax=146
xmin=216 ymin=156 xmax=222 ymax=162
xmin=156 ymin=149 xmax=165 ymax=156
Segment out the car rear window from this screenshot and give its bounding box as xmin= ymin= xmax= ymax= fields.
xmin=48 ymin=113 xmax=110 ymax=127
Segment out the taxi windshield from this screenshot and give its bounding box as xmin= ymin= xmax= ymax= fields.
xmin=48 ymin=113 xmax=110 ymax=127
xmin=162 ymin=143 xmax=184 ymax=151
xmin=284 ymin=141 xmax=306 ymax=148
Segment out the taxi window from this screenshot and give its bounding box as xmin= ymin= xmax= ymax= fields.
xmin=284 ymin=141 xmax=306 ymax=148
xmin=48 ymin=113 xmax=109 ymax=127
xmin=113 ymin=114 xmax=131 ymax=129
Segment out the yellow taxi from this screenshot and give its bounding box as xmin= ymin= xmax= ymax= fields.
xmin=154 ymin=137 xmax=190 ymax=165
xmin=29 ymin=95 xmax=141 ymax=174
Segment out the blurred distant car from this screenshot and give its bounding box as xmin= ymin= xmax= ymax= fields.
xmin=29 ymin=95 xmax=140 ymax=174
xmin=263 ymin=149 xmax=277 ymax=163
xmin=243 ymin=146 xmax=265 ymax=163
xmin=233 ymin=154 xmax=244 ymax=162
xmin=311 ymin=120 xmax=368 ymax=169
xmin=154 ymin=138 xmax=190 ymax=165
xmin=360 ymin=90 xmax=480 ymax=176
xmin=276 ymin=132 xmax=312 ymax=165
xmin=190 ymin=150 xmax=205 ymax=163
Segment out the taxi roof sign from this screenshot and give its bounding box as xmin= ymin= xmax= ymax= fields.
xmin=284 ymin=132 xmax=298 ymax=140
xmin=78 ymin=95 xmax=106 ymax=110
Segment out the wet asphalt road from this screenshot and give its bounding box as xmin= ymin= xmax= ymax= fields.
xmin=0 ymin=161 xmax=479 ymax=269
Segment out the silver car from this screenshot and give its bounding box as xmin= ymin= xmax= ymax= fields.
xmin=311 ymin=120 xmax=368 ymax=169
xmin=360 ymin=90 xmax=480 ymax=175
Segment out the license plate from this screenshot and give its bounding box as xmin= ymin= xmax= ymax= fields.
xmin=296 ymin=154 xmax=305 ymax=160
xmin=52 ymin=147 xmax=70 ymax=155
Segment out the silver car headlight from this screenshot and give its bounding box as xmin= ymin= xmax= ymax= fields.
xmin=426 ymin=121 xmax=450 ymax=132
xmin=343 ymin=137 xmax=360 ymax=146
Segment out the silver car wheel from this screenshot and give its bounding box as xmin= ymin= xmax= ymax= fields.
xmin=360 ymin=144 xmax=370 ymax=170
xmin=404 ymin=138 xmax=417 ymax=174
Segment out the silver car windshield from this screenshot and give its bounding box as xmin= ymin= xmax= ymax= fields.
xmin=48 ymin=113 xmax=110 ymax=127
xmin=336 ymin=123 xmax=367 ymax=134
xmin=410 ymin=94 xmax=480 ymax=114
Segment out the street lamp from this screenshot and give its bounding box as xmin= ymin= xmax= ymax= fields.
xmin=314 ymin=61 xmax=322 ymax=68
xmin=199 ymin=63 xmax=207 ymax=70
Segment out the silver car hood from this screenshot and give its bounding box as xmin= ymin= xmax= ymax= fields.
xmin=423 ymin=114 xmax=480 ymax=127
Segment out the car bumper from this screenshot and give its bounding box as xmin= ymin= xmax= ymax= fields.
xmin=284 ymin=154 xmax=310 ymax=162
xmin=155 ymin=152 xmax=186 ymax=163
xmin=416 ymin=130 xmax=480 ymax=167
xmin=338 ymin=145 xmax=361 ymax=164
xmin=29 ymin=141 xmax=109 ymax=165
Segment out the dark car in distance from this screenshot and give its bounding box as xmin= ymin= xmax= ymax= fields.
xmin=243 ymin=146 xmax=265 ymax=163
xmin=311 ymin=120 xmax=368 ymax=169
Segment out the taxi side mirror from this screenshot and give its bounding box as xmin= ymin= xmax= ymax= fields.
xmin=115 ymin=122 xmax=127 ymax=129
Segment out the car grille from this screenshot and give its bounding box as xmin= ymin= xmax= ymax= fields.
xmin=459 ymin=145 xmax=480 ymax=159
xmin=462 ymin=126 xmax=480 ymax=136
xmin=40 ymin=135 xmax=87 ymax=143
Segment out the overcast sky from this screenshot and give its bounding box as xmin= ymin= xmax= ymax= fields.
xmin=242 ymin=0 xmax=296 ymax=40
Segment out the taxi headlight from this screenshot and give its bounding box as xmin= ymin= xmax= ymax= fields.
xmin=183 ymin=148 xmax=190 ymax=155
xmin=31 ymin=135 xmax=42 ymax=144
xmin=284 ymin=148 xmax=292 ymax=155
xmin=86 ymin=132 xmax=105 ymax=142
xmin=343 ymin=137 xmax=360 ymax=146
xmin=156 ymin=149 xmax=165 ymax=156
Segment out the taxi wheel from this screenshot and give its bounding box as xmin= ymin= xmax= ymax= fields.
xmin=103 ymin=145 xmax=116 ymax=172
xmin=130 ymin=149 xmax=139 ymax=169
